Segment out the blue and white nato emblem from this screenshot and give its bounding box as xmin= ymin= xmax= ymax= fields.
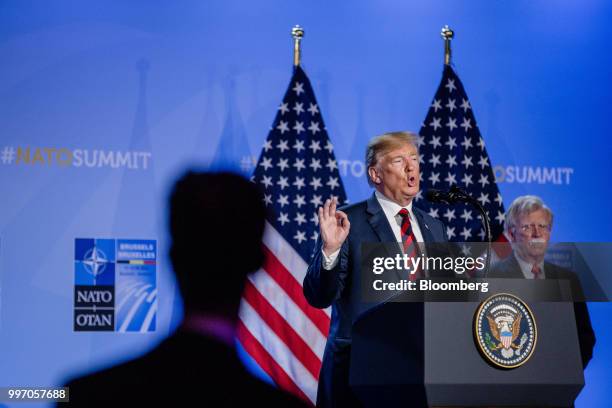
xmin=474 ymin=293 xmax=537 ymax=368
xmin=74 ymin=238 xmax=157 ymax=332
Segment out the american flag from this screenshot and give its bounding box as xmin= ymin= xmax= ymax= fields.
xmin=416 ymin=65 xmax=505 ymax=243
xmin=237 ymin=65 xmax=347 ymax=404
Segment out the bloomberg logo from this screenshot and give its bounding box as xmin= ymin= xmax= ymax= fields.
xmin=74 ymin=238 xmax=158 ymax=332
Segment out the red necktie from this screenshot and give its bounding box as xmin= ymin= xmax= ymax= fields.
xmin=398 ymin=208 xmax=421 ymax=280
xmin=531 ymin=264 xmax=542 ymax=279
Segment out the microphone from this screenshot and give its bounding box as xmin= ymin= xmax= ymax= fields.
xmin=425 ymin=189 xmax=452 ymax=204
xmin=425 ymin=186 xmax=492 ymax=244
xmin=425 ymin=186 xmax=472 ymax=204
xmin=425 ymin=186 xmax=493 ymax=275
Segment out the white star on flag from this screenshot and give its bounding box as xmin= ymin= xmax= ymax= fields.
xmin=260 ymin=157 xmax=273 ymax=171
xmin=279 ymin=102 xmax=289 ymax=115
xmin=445 ymin=78 xmax=457 ymax=92
xmin=277 ymin=140 xmax=289 ymax=152
xmin=277 ymin=158 xmax=289 ymax=172
xmin=430 ymin=135 xmax=442 ymax=149
xmin=294 ymin=230 xmax=306 ymax=244
xmin=429 ymin=172 xmax=440 ymax=186
xmin=293 ymin=176 xmax=305 ymax=189
xmin=310 ymin=158 xmax=322 ymax=171
xmin=276 ymin=121 xmax=289 ymax=134
xmin=309 ymin=177 xmax=322 ymax=190
xmin=292 ymin=82 xmax=304 ymax=95
xmin=432 ymin=99 xmax=442 ymax=111
xmin=277 ymin=176 xmax=289 ymax=189
xmin=446 ymin=99 xmax=456 ymax=112
xmin=443 ymin=208 xmax=456 ymax=222
xmin=460 ymin=209 xmax=473 ymax=223
xmin=308 ymin=122 xmax=321 ymax=134
xmin=293 ymin=102 xmax=304 ymax=115
xmin=294 ymin=212 xmax=306 ymax=225
xmin=293 ymin=121 xmax=305 ymax=134
xmin=430 ymin=117 xmax=442 ymax=130
xmin=293 ymin=158 xmax=305 ymax=172
xmin=309 ymin=140 xmax=321 ymax=153
xmin=445 ymin=136 xmax=457 ymax=149
xmin=293 ymin=140 xmax=305 ymax=152
xmin=278 ymin=212 xmax=289 ymax=225
xmin=293 ymin=195 xmax=306 ymax=208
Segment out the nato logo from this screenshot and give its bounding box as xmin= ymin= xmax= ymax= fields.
xmin=74 ymin=238 xmax=157 ymax=332
xmin=474 ymin=293 xmax=537 ymax=369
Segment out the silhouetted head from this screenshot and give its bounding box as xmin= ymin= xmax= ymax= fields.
xmin=169 ymin=171 xmax=266 ymax=316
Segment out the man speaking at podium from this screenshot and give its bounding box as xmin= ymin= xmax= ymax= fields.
xmin=303 ymin=132 xmax=448 ymax=407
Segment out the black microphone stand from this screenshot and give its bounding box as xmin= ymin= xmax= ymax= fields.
xmin=447 ymin=186 xmax=492 ymax=277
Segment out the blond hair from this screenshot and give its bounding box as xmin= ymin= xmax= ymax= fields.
xmin=365 ymin=131 xmax=419 ymax=186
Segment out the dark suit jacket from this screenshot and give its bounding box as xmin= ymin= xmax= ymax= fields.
xmin=303 ymin=194 xmax=448 ymax=408
xmin=488 ymin=253 xmax=596 ymax=368
xmin=62 ymin=330 xmax=308 ymax=407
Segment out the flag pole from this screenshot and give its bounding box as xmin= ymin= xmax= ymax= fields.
xmin=292 ymin=25 xmax=304 ymax=67
xmin=441 ymin=25 xmax=454 ymax=66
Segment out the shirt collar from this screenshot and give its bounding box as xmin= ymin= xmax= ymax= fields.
xmin=375 ymin=190 xmax=414 ymax=218
xmin=513 ymin=251 xmax=545 ymax=278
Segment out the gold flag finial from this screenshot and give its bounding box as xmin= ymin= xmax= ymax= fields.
xmin=292 ymin=25 xmax=305 ymax=67
xmin=441 ymin=25 xmax=454 ymax=66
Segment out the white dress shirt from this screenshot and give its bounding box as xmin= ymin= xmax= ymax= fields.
xmin=322 ymin=191 xmax=425 ymax=270
xmin=514 ymin=252 xmax=546 ymax=279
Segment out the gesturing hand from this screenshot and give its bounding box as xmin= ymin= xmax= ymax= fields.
xmin=318 ymin=197 xmax=350 ymax=257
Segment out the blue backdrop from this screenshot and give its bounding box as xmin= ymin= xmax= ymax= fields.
xmin=0 ymin=1 xmax=610 ymax=406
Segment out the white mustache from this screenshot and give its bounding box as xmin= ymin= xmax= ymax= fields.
xmin=528 ymin=238 xmax=547 ymax=244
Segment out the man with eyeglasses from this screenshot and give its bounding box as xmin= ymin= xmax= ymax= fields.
xmin=490 ymin=195 xmax=595 ymax=368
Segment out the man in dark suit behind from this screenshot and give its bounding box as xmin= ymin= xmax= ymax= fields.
xmin=303 ymin=132 xmax=448 ymax=408
xmin=488 ymin=195 xmax=595 ymax=368
xmin=63 ymin=171 xmax=307 ymax=407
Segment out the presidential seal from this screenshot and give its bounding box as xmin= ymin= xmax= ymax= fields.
xmin=474 ymin=293 xmax=537 ymax=368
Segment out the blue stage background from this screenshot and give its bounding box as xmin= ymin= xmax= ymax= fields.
xmin=0 ymin=1 xmax=610 ymax=406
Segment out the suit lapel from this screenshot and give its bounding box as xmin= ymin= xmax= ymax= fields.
xmin=412 ymin=207 xmax=435 ymax=243
xmin=366 ymin=193 xmax=398 ymax=245
xmin=505 ymin=253 xmax=525 ymax=278
xmin=366 ymin=193 xmax=404 ymax=282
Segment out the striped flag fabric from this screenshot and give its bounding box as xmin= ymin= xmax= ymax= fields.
xmin=237 ymin=65 xmax=347 ymax=404
xmin=416 ymin=65 xmax=506 ymax=243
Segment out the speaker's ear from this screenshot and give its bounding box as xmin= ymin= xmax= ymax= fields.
xmin=368 ymin=166 xmax=380 ymax=185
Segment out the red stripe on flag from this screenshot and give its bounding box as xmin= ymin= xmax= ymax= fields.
xmin=243 ymin=279 xmax=322 ymax=380
xmin=493 ymin=233 xmax=511 ymax=257
xmin=236 ymin=320 xmax=313 ymax=405
xmin=262 ymin=245 xmax=330 ymax=336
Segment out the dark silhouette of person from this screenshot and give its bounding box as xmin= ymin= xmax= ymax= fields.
xmin=62 ymin=171 xmax=308 ymax=407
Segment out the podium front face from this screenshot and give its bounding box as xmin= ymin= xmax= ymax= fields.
xmin=425 ymin=302 xmax=583 ymax=407
xmin=350 ymin=281 xmax=584 ymax=408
